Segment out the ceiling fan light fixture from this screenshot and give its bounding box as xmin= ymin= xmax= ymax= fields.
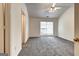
xmin=48 ymin=3 xmax=61 ymax=13
xmin=48 ymin=7 xmax=55 ymax=13
xmin=50 ymin=7 xmax=53 ymax=11
xmin=52 ymin=3 xmax=56 ymax=7
xmin=48 ymin=7 xmax=53 ymax=12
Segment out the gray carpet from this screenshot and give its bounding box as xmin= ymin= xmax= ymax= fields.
xmin=0 ymin=53 xmax=8 ymax=56
xmin=18 ymin=36 xmax=74 ymax=56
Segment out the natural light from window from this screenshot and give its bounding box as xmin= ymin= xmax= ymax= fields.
xmin=40 ymin=21 xmax=53 ymax=35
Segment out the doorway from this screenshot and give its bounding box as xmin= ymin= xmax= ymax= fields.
xmin=21 ymin=10 xmax=26 ymax=47
xmin=40 ymin=21 xmax=53 ymax=36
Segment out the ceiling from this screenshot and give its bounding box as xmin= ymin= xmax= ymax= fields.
xmin=26 ymin=3 xmax=73 ymax=18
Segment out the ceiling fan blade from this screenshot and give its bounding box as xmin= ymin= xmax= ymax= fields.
xmin=55 ymin=7 xmax=61 ymax=10
xmin=52 ymin=3 xmax=56 ymax=7
xmin=52 ymin=7 xmax=61 ymax=12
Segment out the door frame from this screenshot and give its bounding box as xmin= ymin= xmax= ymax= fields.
xmin=3 ymin=3 xmax=10 ymax=55
xmin=0 ymin=3 xmax=5 ymax=53
xmin=21 ymin=9 xmax=26 ymax=47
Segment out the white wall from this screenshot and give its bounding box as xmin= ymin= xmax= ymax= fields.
xmin=10 ymin=4 xmax=29 ymax=56
xmin=58 ymin=5 xmax=74 ymax=41
xmin=29 ymin=17 xmax=58 ymax=37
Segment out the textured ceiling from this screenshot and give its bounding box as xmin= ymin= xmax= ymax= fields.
xmin=26 ymin=3 xmax=73 ymax=18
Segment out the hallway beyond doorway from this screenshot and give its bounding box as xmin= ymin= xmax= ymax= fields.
xmin=18 ymin=36 xmax=74 ymax=56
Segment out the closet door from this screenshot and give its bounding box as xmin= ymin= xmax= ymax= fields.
xmin=0 ymin=4 xmax=4 ymax=53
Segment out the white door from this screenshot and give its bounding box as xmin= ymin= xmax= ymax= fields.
xmin=21 ymin=11 xmax=26 ymax=45
xmin=0 ymin=4 xmax=4 ymax=53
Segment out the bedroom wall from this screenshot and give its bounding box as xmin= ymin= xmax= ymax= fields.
xmin=10 ymin=3 xmax=29 ymax=56
xmin=29 ymin=17 xmax=58 ymax=37
xmin=58 ymin=5 xmax=74 ymax=41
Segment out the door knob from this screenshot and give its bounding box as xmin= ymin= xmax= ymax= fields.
xmin=74 ymin=37 xmax=79 ymax=42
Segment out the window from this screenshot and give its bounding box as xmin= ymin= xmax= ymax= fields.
xmin=40 ymin=22 xmax=53 ymax=35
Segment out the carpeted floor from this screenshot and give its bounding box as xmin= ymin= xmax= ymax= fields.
xmin=18 ymin=36 xmax=74 ymax=56
xmin=0 ymin=53 xmax=8 ymax=56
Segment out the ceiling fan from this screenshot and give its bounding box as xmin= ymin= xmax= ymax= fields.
xmin=48 ymin=3 xmax=61 ymax=12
